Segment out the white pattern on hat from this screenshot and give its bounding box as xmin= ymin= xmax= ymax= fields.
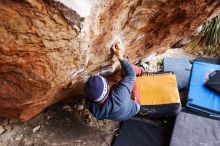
xmin=94 ymin=76 xmax=108 ymax=102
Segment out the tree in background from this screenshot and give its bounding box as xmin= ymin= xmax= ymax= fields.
xmin=186 ymin=14 xmax=220 ymax=56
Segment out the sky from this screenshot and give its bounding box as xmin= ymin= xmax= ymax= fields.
xmin=56 ymin=0 xmax=94 ymax=17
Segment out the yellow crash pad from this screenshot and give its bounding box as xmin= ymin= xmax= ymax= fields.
xmin=135 ymin=73 xmax=180 ymax=105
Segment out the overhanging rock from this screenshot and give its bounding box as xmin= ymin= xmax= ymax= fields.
xmin=0 ymin=0 xmax=220 ymax=121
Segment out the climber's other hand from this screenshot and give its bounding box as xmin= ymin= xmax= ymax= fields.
xmin=112 ymin=42 xmax=124 ymax=60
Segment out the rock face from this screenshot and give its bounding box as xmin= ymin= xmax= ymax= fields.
xmin=0 ymin=0 xmax=220 ymax=121
xmin=0 ymin=0 xmax=86 ymax=121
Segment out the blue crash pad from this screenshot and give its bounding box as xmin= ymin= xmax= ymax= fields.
xmin=163 ymin=58 xmax=192 ymax=90
xmin=187 ymin=61 xmax=220 ymax=116
xmin=113 ymin=119 xmax=164 ymax=146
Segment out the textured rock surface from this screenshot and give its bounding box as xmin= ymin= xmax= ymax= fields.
xmin=0 ymin=0 xmax=86 ymax=121
xmin=0 ymin=0 xmax=220 ymax=121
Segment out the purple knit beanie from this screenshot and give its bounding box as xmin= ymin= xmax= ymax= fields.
xmin=85 ymin=75 xmax=109 ymax=102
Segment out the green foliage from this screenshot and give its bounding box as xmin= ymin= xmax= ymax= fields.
xmin=187 ymin=14 xmax=220 ymax=56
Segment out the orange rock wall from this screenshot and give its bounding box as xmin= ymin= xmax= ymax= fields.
xmin=0 ymin=0 xmax=86 ymax=120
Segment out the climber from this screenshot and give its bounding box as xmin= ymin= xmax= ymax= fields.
xmin=84 ymin=42 xmax=143 ymax=121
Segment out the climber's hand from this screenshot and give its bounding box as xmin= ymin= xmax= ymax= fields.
xmin=112 ymin=42 xmax=124 ymax=60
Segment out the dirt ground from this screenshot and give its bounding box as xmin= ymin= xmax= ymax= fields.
xmin=0 ymin=48 xmax=196 ymax=146
xmin=0 ymin=102 xmax=119 ymax=146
